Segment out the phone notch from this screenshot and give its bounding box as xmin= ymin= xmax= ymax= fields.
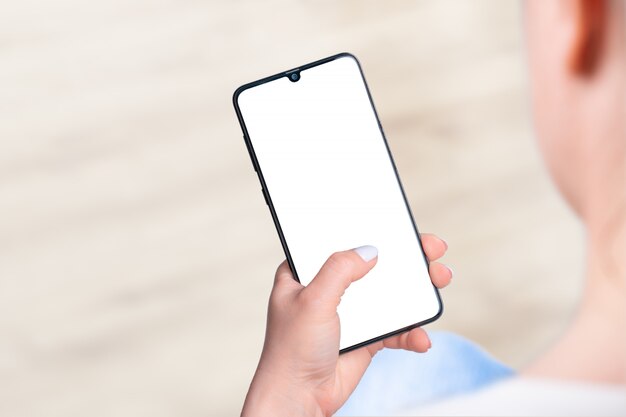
xmin=286 ymin=69 xmax=301 ymax=82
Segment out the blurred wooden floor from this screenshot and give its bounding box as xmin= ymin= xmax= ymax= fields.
xmin=0 ymin=1 xmax=584 ymax=416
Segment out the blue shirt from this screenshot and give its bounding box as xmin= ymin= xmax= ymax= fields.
xmin=336 ymin=331 xmax=514 ymax=416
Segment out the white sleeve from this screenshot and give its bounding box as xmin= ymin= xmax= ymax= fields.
xmin=400 ymin=378 xmax=626 ymax=416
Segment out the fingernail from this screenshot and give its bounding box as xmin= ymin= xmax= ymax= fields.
xmin=441 ymin=237 xmax=448 ymax=250
xmin=354 ymin=245 xmax=378 ymax=262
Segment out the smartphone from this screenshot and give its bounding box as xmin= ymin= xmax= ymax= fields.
xmin=233 ymin=53 xmax=442 ymax=353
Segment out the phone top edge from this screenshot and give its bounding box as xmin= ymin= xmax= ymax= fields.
xmin=232 ymin=52 xmax=360 ymax=107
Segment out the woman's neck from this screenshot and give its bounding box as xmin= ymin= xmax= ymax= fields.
xmin=523 ymin=198 xmax=626 ymax=384
xmin=585 ymin=203 xmax=626 ymax=308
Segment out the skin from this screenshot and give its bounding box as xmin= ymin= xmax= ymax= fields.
xmin=241 ymin=0 xmax=625 ymax=415
xmin=522 ymin=0 xmax=625 ymax=383
xmin=241 ymin=234 xmax=452 ymax=417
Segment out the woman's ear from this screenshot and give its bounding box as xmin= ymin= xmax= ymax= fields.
xmin=569 ymin=0 xmax=607 ymax=76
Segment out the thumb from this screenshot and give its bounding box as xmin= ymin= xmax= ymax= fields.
xmin=301 ymin=245 xmax=378 ymax=308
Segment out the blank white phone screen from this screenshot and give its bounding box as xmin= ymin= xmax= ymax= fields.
xmin=236 ymin=55 xmax=441 ymax=350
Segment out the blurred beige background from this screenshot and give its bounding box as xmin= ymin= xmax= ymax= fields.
xmin=0 ymin=1 xmax=585 ymax=416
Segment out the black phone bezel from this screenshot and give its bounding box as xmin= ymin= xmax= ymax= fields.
xmin=232 ymin=52 xmax=443 ymax=354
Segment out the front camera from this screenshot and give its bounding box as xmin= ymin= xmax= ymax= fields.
xmin=288 ymin=72 xmax=300 ymax=82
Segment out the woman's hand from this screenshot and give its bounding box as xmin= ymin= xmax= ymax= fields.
xmin=241 ymin=234 xmax=452 ymax=417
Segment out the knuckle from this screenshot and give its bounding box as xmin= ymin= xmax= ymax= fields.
xmin=274 ymin=269 xmax=291 ymax=284
xmin=326 ymin=252 xmax=353 ymax=275
xmin=274 ymin=261 xmax=291 ymax=280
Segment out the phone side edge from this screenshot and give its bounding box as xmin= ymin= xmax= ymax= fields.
xmin=337 ymin=52 xmax=445 ymax=354
xmin=232 ymin=82 xmax=303 ymax=284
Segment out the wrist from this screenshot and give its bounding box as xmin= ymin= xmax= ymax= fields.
xmin=241 ymin=371 xmax=324 ymax=417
